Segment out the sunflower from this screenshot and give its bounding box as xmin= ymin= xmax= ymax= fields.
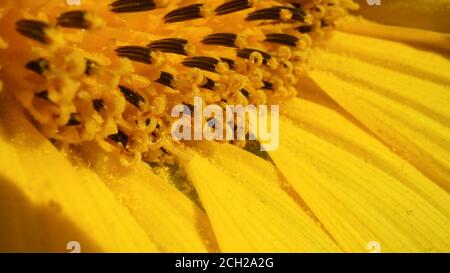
xmin=0 ymin=0 xmax=449 ymax=253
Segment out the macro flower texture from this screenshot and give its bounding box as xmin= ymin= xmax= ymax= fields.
xmin=0 ymin=0 xmax=449 ymax=253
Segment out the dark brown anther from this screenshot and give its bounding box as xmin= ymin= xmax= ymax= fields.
xmin=241 ymin=89 xmax=249 ymax=97
xmin=92 ymin=99 xmax=104 ymax=111
xmin=201 ymin=33 xmax=238 ymax=48
xmin=182 ymin=56 xmax=219 ymax=73
xmin=35 ymin=90 xmax=49 ymax=101
xmin=85 ymin=59 xmax=99 ymax=75
xmin=148 ymin=38 xmax=188 ymax=56
xmin=220 ymin=57 xmax=235 ymax=70
xmin=26 ymin=58 xmax=49 ymax=75
xmin=215 ymin=0 xmax=251 ymax=15
xmin=246 ymin=7 xmax=305 ymax=22
xmin=200 ymin=78 xmax=216 ymax=90
xmin=57 ymin=10 xmax=90 ymax=29
xmin=16 ymin=19 xmax=50 ymax=44
xmin=119 ymin=85 xmax=145 ymax=109
xmin=164 ymin=4 xmax=204 ymax=23
xmin=67 ymin=113 xmax=82 ymax=126
xmin=262 ymin=81 xmax=274 ymax=90
xmin=297 ymin=25 xmax=313 ymax=33
xmin=109 ymin=130 xmax=128 ymax=146
xmin=155 ymin=71 xmax=174 ymax=88
xmin=236 ymin=48 xmax=271 ymax=65
xmin=115 ymin=46 xmax=152 ymax=64
xmin=265 ymin=33 xmax=299 ymax=47
xmin=110 ymin=0 xmax=156 ymax=13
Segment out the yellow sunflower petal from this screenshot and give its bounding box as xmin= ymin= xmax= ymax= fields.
xmin=80 ymin=145 xmax=218 ymax=252
xmin=354 ymin=0 xmax=450 ymax=33
xmin=283 ymin=97 xmax=450 ymax=218
xmin=0 ymin=98 xmax=157 ymax=252
xmin=183 ymin=143 xmax=340 ymax=252
xmin=269 ymin=113 xmax=450 ymax=252
xmin=309 ymin=31 xmax=450 ymax=192
xmin=336 ymin=16 xmax=450 ymax=51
